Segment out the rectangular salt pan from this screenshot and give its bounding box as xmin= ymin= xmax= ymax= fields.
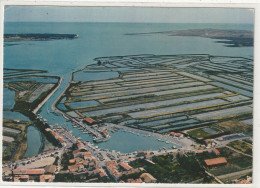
xmin=128 ymin=99 xmax=225 ymax=119
xmin=192 ymin=105 xmax=252 ymax=120
xmin=84 ymin=93 xmax=224 ymax=117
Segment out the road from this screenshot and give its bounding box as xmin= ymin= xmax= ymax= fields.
xmin=217 ymin=168 xmax=252 ymax=180
xmin=205 ymin=170 xmax=224 ymax=184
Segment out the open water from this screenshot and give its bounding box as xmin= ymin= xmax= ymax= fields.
xmin=4 ymin=22 xmax=253 ymax=153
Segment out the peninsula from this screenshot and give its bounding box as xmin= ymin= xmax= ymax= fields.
xmin=4 ymin=33 xmax=78 ymax=42
xmin=126 ymin=29 xmax=253 ymax=47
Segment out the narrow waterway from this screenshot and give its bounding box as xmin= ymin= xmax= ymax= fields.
xmin=24 ymin=126 xmax=43 ymax=157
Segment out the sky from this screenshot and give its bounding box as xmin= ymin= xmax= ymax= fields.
xmin=4 ymin=6 xmax=254 ymax=24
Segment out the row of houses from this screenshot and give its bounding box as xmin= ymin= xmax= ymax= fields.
xmin=13 ymin=165 xmax=56 ymax=182
xmin=45 ymin=128 xmax=66 ymax=147
xmin=65 ymin=142 xmax=108 ymax=179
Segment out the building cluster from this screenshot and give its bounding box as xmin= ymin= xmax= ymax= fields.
xmin=170 ymin=132 xmax=183 ymax=137
xmin=105 ymin=160 xmax=144 ymax=181
xmin=84 ymin=117 xmax=98 ymax=128
xmin=46 ymin=128 xmax=66 ymax=147
xmin=65 ymin=142 xmax=108 ymax=179
xmin=232 ymin=176 xmax=252 ymax=184
xmin=193 ymin=148 xmax=228 ymax=168
xmin=12 ymin=165 xmax=56 ymax=182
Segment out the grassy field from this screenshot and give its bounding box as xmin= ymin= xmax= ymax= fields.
xmin=186 ymin=126 xmax=222 ymax=140
xmin=227 ymin=140 xmax=252 ymax=155
xmin=209 ymin=147 xmax=252 ymax=176
xmin=129 ymin=154 xmax=209 ymax=183
xmin=2 ymin=119 xmax=31 ymax=162
xmin=216 ymin=120 xmax=252 ymax=134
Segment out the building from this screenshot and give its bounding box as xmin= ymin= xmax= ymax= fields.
xmin=14 ymin=175 xmax=29 ymax=182
xmin=119 ymin=162 xmax=133 ymax=171
xmin=212 ymin=148 xmax=220 ymax=155
xmin=204 ymin=139 xmax=212 ymax=144
xmin=84 ymin=117 xmax=96 ymax=125
xmin=44 ymin=165 xmax=56 ymax=174
xmin=204 ymin=157 xmax=227 ymax=168
xmin=77 ymin=142 xmax=86 ymax=150
xmin=101 ymin=130 xmax=110 ymax=138
xmin=170 ymin=132 xmax=183 ymax=137
xmin=93 ymin=166 xmax=108 ymax=178
xmin=13 ymin=169 xmax=45 ymax=182
xmin=68 ymin=164 xmax=79 ymax=172
xmin=39 ymin=174 xmax=54 ymax=182
xmin=140 ymin=173 xmax=157 ymax=183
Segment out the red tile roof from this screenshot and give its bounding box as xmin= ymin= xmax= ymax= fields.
xmin=102 ymin=130 xmax=109 ymax=136
xmin=204 ymin=157 xmax=227 ymax=166
xmin=51 ymin=132 xmax=57 ymax=136
xmin=120 ymin=162 xmax=133 ymax=171
xmin=213 ymin=148 xmax=220 ymax=155
xmin=84 ymin=117 xmax=96 ymax=124
xmin=26 ymin=169 xmax=45 ymax=175
xmin=105 ymin=160 xmax=117 ymax=166
xmin=77 ymin=142 xmax=84 ymax=146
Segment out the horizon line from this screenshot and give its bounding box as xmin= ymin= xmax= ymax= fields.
xmin=4 ymin=21 xmax=254 ymax=25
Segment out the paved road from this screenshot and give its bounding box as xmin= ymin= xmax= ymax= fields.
xmin=217 ymin=168 xmax=252 ymax=180
xmin=205 ymin=170 xmax=224 ymax=184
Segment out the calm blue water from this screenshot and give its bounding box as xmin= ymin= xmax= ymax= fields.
xmin=73 ymin=71 xmax=119 ymax=82
xmin=3 ymin=88 xmax=15 ymax=109
xmin=3 ymin=22 xmax=254 ymax=153
xmin=3 ymin=111 xmax=30 ymax=121
xmin=96 ymin=130 xmax=178 ymax=153
xmin=24 ymin=126 xmax=42 ymax=157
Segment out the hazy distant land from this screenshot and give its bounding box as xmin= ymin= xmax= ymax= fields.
xmin=4 ymin=33 xmax=78 ymax=42
xmin=126 ymin=28 xmax=253 ymax=47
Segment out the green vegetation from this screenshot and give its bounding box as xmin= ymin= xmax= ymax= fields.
xmin=216 ymin=120 xmax=252 ymax=134
xmin=54 ymin=173 xmax=84 ymax=182
xmin=227 ymin=140 xmax=252 ymax=155
xmin=209 ymin=147 xmax=252 ymax=176
xmin=61 ymin=150 xmax=74 ymax=170
xmin=220 ymin=171 xmax=252 ymax=184
xmin=187 ymin=126 xmax=222 ymax=140
xmin=130 ymin=154 xmax=207 ymax=183
xmin=3 ymin=131 xmax=18 ymax=138
xmin=120 ymin=172 xmax=143 ymax=182
xmin=53 ymin=156 xmax=59 ymax=165
xmin=2 ymin=119 xmax=31 ymax=162
xmin=3 ymin=141 xmax=16 ymax=162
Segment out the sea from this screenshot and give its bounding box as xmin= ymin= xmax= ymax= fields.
xmin=3 ymin=22 xmax=254 ymax=155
